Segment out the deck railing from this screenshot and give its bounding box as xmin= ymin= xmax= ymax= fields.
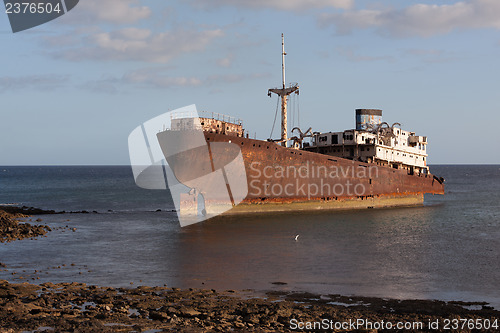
xmin=170 ymin=110 xmax=242 ymax=126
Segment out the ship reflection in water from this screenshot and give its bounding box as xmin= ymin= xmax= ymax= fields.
xmin=172 ymin=206 xmax=438 ymax=297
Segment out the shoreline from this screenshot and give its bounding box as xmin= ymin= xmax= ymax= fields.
xmin=0 ymin=207 xmax=52 ymax=243
xmin=2 ymin=206 xmax=499 ymax=331
xmin=1 ymin=280 xmax=498 ymax=332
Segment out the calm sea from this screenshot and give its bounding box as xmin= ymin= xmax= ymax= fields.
xmin=1 ymin=165 xmax=499 ymax=308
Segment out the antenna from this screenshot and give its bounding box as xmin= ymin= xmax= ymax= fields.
xmin=281 ymin=33 xmax=286 ymax=89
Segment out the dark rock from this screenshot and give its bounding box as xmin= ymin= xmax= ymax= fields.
xmin=149 ymin=311 xmax=170 ymax=321
xmin=1 ymin=209 xmax=51 ymax=243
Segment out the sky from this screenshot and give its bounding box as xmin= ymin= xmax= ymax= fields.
xmin=0 ymin=0 xmax=499 ymax=165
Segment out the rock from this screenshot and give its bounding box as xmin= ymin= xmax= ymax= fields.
xmin=1 ymin=209 xmax=51 ymax=242
xmin=149 ymin=311 xmax=170 ymax=321
xmin=164 ymin=306 xmax=179 ymax=315
xmin=180 ymin=307 xmax=202 ymax=317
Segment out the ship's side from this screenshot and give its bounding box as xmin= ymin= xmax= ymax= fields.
xmin=157 ymin=123 xmax=444 ymax=215
xmin=218 ymin=133 xmax=441 ymax=212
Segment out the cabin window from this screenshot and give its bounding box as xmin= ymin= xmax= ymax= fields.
xmin=343 ymin=133 xmax=353 ymax=140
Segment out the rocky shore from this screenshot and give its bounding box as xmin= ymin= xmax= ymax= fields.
xmin=0 ymin=208 xmax=51 ymax=243
xmin=0 ymin=279 xmax=498 ymax=332
xmin=0 ymin=205 xmax=97 ymax=215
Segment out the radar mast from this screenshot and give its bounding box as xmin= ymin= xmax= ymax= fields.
xmin=268 ymin=33 xmax=299 ymax=147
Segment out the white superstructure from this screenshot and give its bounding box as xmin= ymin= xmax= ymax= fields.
xmin=304 ymin=109 xmax=429 ymax=175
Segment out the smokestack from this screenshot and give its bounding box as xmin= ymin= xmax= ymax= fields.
xmin=356 ymin=109 xmax=382 ymax=131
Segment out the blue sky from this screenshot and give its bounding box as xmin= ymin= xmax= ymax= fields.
xmin=0 ymin=0 xmax=499 ymax=165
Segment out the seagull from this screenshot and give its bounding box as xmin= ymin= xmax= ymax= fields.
xmin=294 ymin=234 xmax=299 ymax=241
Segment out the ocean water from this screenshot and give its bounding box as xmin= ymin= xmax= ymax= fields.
xmin=0 ymin=165 xmax=499 ymax=308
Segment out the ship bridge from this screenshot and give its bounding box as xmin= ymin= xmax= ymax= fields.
xmin=303 ymin=109 xmax=429 ymax=176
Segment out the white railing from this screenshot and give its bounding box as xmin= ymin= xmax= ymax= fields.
xmin=170 ymin=110 xmax=242 ymax=126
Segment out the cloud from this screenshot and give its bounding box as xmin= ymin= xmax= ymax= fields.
xmin=122 ymin=68 xmax=203 ymax=88
xmin=403 ymin=48 xmax=456 ymax=64
xmin=70 ymin=0 xmax=151 ymax=24
xmin=319 ymin=0 xmax=500 ymax=37
xmin=82 ymin=68 xmax=270 ymax=93
xmin=47 ymin=28 xmax=224 ymax=63
xmin=81 ymin=68 xmax=202 ymax=93
xmin=216 ymin=54 xmax=234 ymax=67
xmin=191 ymin=0 xmax=353 ymax=11
xmin=336 ymin=46 xmax=394 ymax=62
xmin=0 ymin=75 xmax=69 ymax=92
xmin=80 ymin=80 xmax=119 ymax=94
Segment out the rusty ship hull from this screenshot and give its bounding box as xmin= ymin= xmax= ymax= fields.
xmin=157 ymin=130 xmax=444 ymax=215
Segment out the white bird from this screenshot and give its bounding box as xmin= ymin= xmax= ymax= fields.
xmin=294 ymin=234 xmax=299 ymax=241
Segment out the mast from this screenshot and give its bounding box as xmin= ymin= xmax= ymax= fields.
xmin=281 ymin=33 xmax=286 ymax=89
xmin=268 ymin=33 xmax=299 ymax=147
